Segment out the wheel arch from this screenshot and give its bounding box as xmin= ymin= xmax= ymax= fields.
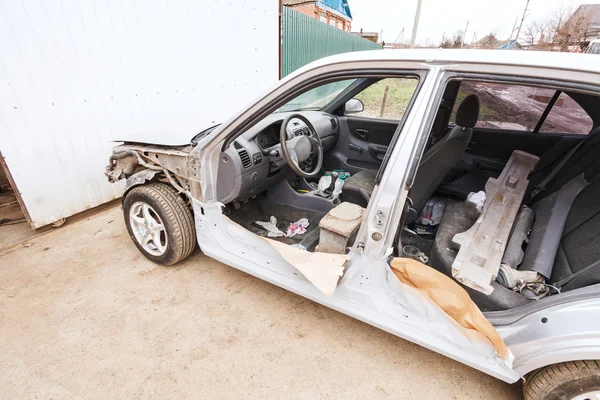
xmin=123 ymin=169 xmax=161 ymax=196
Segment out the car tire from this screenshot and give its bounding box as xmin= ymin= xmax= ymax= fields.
xmin=123 ymin=183 xmax=196 ymax=265
xmin=523 ymin=361 xmax=600 ymax=400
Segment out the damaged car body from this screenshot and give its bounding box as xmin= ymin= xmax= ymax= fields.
xmin=106 ymin=50 xmax=600 ymax=400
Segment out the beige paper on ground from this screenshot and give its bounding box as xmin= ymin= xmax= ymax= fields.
xmin=264 ymin=238 xmax=348 ymax=296
xmin=390 ymin=258 xmax=509 ymax=360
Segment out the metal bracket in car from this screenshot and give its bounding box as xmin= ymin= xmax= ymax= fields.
xmin=451 ymin=150 xmax=539 ymax=295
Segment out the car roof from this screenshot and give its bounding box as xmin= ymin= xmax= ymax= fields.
xmin=299 ymin=49 xmax=600 ymax=75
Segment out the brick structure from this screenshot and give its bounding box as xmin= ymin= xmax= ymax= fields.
xmin=283 ymin=0 xmax=352 ymax=32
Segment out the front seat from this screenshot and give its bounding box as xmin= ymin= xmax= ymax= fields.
xmin=342 ymin=94 xmax=480 ymax=223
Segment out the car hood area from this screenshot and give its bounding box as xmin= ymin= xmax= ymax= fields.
xmin=114 ymin=123 xmax=222 ymax=147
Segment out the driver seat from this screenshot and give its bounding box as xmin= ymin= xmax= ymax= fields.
xmin=341 ymin=94 xmax=480 ymax=223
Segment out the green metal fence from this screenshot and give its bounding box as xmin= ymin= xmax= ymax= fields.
xmin=282 ymin=7 xmax=381 ymax=77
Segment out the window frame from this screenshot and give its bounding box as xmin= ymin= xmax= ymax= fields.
xmin=449 ymin=76 xmax=597 ymax=136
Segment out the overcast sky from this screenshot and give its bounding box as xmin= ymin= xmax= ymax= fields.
xmin=350 ymin=0 xmax=598 ymax=46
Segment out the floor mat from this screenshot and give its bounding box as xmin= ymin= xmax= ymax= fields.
xmin=227 ymin=196 xmax=326 ymax=246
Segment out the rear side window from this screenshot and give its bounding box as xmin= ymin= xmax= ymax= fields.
xmin=539 ymin=92 xmax=593 ymax=134
xmin=451 ymin=81 xmax=552 ymax=131
xmin=451 ymin=81 xmax=593 ymax=134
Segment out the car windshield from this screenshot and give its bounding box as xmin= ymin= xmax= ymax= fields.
xmin=277 ymin=79 xmax=356 ymax=112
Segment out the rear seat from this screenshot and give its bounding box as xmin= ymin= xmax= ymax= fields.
xmin=430 ymin=127 xmax=600 ymax=310
xmin=524 ymin=127 xmax=600 ymax=292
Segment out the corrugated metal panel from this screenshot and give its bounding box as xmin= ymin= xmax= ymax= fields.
xmin=0 ymin=0 xmax=279 ymax=228
xmin=282 ymin=6 xmax=380 ymax=77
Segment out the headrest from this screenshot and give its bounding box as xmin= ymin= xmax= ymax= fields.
xmin=455 ymin=94 xmax=480 ymax=128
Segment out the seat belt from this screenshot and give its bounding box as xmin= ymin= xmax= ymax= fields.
xmin=529 ymin=140 xmax=586 ymax=200
xmin=554 ymin=259 xmax=600 ymax=288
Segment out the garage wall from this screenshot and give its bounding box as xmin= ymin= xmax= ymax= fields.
xmin=0 ymin=0 xmax=279 ymax=228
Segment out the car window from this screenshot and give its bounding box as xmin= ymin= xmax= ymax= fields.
xmin=450 ymin=81 xmax=554 ymax=131
xmin=587 ymin=42 xmax=600 ymax=54
xmin=278 ymin=79 xmax=356 ymax=112
xmin=539 ymin=92 xmax=593 ymax=134
xmin=350 ymin=77 xmax=418 ymax=120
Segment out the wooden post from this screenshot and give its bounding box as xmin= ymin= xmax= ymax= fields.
xmin=380 ymin=85 xmax=390 ymax=117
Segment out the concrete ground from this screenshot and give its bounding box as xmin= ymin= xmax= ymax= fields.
xmin=0 ymin=206 xmax=522 ymax=399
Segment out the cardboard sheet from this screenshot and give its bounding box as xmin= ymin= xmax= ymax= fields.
xmin=264 ymin=238 xmax=348 ymax=296
xmin=390 ymin=258 xmax=509 ymax=360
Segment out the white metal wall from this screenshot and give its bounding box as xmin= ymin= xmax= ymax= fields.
xmin=0 ymin=0 xmax=279 ymax=228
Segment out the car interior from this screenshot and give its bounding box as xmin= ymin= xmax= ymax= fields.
xmin=219 ymin=74 xmax=600 ymax=312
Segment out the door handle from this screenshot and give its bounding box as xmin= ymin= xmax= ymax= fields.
xmin=467 ymin=141 xmax=476 ymax=151
xmin=349 ymin=143 xmax=362 ymax=152
xmin=355 ymin=129 xmax=369 ymax=140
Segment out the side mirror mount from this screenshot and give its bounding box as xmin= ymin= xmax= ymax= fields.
xmin=344 ymin=98 xmax=364 ymax=115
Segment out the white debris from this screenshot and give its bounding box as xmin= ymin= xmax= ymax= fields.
xmin=255 ymin=216 xmax=285 ymax=237
xmin=467 ymin=191 xmax=486 ymax=212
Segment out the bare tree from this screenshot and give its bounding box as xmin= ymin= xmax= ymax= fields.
xmin=552 ymin=6 xmax=591 ymax=51
xmin=523 ymin=5 xmax=591 ymax=51
xmin=523 ymin=25 xmax=537 ymax=46
xmin=452 ymin=31 xmax=464 ymax=48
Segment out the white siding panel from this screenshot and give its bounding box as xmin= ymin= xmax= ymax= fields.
xmin=0 ymin=0 xmax=279 ymax=228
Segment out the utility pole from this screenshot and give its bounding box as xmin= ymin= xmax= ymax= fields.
xmin=509 ymin=16 xmax=518 ymax=40
xmin=514 ymin=0 xmax=531 ymax=46
xmin=410 ymin=0 xmax=423 ymax=48
xmin=461 ymin=20 xmax=470 ymax=49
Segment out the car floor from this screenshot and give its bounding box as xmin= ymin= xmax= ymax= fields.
xmin=227 ymin=195 xmax=326 ymax=247
xmin=0 ymin=204 xmax=522 ymax=399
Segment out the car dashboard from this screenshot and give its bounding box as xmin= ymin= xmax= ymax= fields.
xmin=216 ymin=111 xmax=339 ymax=203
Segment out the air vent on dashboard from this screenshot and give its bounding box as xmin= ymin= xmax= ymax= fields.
xmin=238 ymin=149 xmax=252 ymax=168
xmin=330 ymin=118 xmax=337 ymax=130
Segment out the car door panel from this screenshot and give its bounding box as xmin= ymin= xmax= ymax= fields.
xmin=347 ymin=116 xmax=399 ymax=145
xmin=325 ymin=116 xmax=397 ymax=173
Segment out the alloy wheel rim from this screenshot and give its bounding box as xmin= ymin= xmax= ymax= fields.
xmin=572 ymin=390 xmax=600 ymax=400
xmin=129 ymin=201 xmax=168 ymax=256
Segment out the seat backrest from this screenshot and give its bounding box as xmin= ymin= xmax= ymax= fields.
xmin=550 ymin=164 xmax=600 ymax=291
xmin=532 ymin=127 xmax=600 ymax=201
xmin=409 ymin=95 xmax=480 ymax=216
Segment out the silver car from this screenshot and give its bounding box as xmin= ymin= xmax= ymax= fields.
xmin=106 ymin=49 xmax=600 ymax=400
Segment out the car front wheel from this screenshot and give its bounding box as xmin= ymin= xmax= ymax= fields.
xmin=123 ymin=183 xmax=196 ymax=265
xmin=524 ymin=361 xmax=600 ymax=400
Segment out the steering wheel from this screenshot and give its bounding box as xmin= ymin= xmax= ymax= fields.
xmin=279 ymin=113 xmax=323 ymax=179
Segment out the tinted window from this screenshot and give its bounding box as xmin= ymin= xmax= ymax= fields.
xmin=351 ymin=78 xmax=418 ymax=120
xmin=539 ymin=92 xmax=593 ymax=134
xmin=451 ymin=81 xmax=553 ymax=131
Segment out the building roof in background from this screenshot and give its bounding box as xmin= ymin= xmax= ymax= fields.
xmin=572 ymin=4 xmax=600 ymax=38
xmin=282 ymin=0 xmax=316 ymax=5
xmin=317 ymin=0 xmax=352 ymax=20
xmin=575 ymin=4 xmax=600 ymax=24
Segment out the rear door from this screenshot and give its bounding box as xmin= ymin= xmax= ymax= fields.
xmin=439 ymin=81 xmax=593 ymax=198
xmin=327 ymin=77 xmax=418 ymax=173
